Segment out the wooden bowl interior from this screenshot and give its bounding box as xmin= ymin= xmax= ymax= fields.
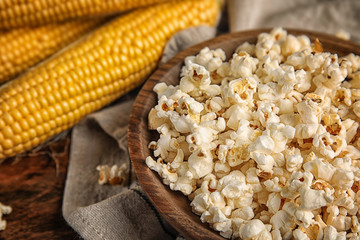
xmin=128 ymin=29 xmax=360 ymax=240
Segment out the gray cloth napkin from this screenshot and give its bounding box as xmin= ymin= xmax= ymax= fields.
xmin=62 ymin=26 xmax=217 ymax=240
xmin=228 ymin=0 xmax=360 ymax=42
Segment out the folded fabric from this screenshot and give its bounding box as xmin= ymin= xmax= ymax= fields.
xmin=228 ymin=0 xmax=360 ymax=42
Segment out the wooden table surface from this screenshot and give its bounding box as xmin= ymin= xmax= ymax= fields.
xmin=0 ymin=136 xmax=81 ymax=240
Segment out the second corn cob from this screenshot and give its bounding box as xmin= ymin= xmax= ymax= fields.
xmin=0 ymin=0 xmax=169 ymax=29
xmin=0 ymin=18 xmax=104 ymax=84
xmin=0 ymin=0 xmax=219 ymax=160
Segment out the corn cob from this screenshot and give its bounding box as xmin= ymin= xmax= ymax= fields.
xmin=0 ymin=0 xmax=170 ymax=29
xmin=0 ymin=18 xmax=104 ymax=84
xmin=0 ymin=0 xmax=219 ymax=160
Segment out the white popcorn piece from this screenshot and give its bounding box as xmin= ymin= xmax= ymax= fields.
xmin=297 ymin=93 xmax=324 ymax=124
xmin=227 ymin=77 xmax=258 ymax=105
xmin=294 ymin=209 xmax=314 ymax=228
xmin=285 ymin=150 xmax=303 ymax=172
xmin=208 ymin=206 xmax=229 ymax=223
xmin=229 ymin=52 xmax=259 ymax=78
xmin=323 ymin=225 xmax=346 ymax=240
xmin=96 ymin=163 xmax=129 ymax=185
xmin=254 ymin=102 xmax=280 ymax=126
xmin=295 ymin=123 xmax=319 ymax=139
xmin=281 ymin=34 xmax=303 ymax=57
xmin=148 ymin=108 xmax=171 ymax=130
xmin=266 ymin=192 xmax=281 ymax=214
xmin=271 ymin=229 xmax=282 ymax=240
xmin=335 ymin=29 xmax=351 ymax=41
xmin=186 ymin=126 xmax=218 ymax=150
xmin=145 ymin=157 xmax=178 ymax=185
xmin=248 ymin=135 xmax=275 ymax=155
xmin=231 ymin=206 xmax=254 ymax=221
xmin=223 ymin=105 xmax=252 ymax=130
xmin=299 ymin=186 xmax=332 ymax=211
xmin=331 ymin=168 xmax=354 ymax=190
xmin=170 ymin=171 xmax=195 ymax=195
xmin=281 ymin=171 xmax=313 ymax=199
xmin=180 ymin=62 xmax=210 ymax=92
xmin=270 ymin=210 xmax=296 ymax=237
xmin=246 ymin=167 xmax=262 ymax=193
xmin=293 ymin=229 xmax=310 ymax=240
xmin=267 ymin=122 xmax=295 ymax=153
xmin=221 ymin=176 xmax=251 ymax=199
xmin=251 ymin=152 xmax=275 ymax=172
xmin=209 ymin=191 xmax=226 ymax=209
xmin=235 ymin=42 xmax=256 ymax=56
xmin=286 ymin=50 xmax=309 ymax=70
xmin=231 ymin=119 xmax=261 ymax=146
xmin=257 ymin=82 xmax=279 ymax=101
xmin=303 ymin=156 xmax=336 ymax=182
xmin=264 ymin=177 xmax=283 ymax=192
xmin=351 ymin=216 xmax=360 ymax=235
xmin=214 ymin=161 xmax=230 ymax=178
xmin=277 ymin=98 xmax=295 ymax=114
xmin=333 ymin=190 xmax=355 ymax=211
xmin=191 ymin=47 xmax=226 ymax=72
xmin=328 ymin=214 xmax=352 ymax=232
xmin=0 ymin=202 xmax=12 ymax=231
xmin=188 ymin=149 xmax=213 ymax=178
xmin=214 ymin=220 xmax=233 ymax=238
xmin=239 ymin=219 xmax=272 ymax=240
xmin=191 ymin=192 xmax=210 ymax=215
xmin=313 ymin=132 xmax=347 ymax=159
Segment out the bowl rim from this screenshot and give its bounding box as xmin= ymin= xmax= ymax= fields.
xmin=128 ymin=28 xmax=360 ymax=240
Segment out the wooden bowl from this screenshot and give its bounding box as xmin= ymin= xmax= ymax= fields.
xmin=128 ymin=29 xmax=360 ymax=240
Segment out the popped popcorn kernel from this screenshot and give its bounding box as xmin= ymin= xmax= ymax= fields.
xmin=96 ymin=163 xmax=129 ymax=185
xmin=146 ymin=28 xmax=360 ymax=239
xmin=0 ymin=202 xmax=12 ymax=231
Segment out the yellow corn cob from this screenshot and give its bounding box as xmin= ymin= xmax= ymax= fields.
xmin=0 ymin=18 xmax=104 ymax=84
xmin=0 ymin=0 xmax=169 ymax=29
xmin=0 ymin=0 xmax=219 ymax=159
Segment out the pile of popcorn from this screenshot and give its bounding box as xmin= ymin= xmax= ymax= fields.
xmin=146 ymin=28 xmax=360 ymax=239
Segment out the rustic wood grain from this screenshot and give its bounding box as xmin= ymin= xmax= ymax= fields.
xmin=128 ymin=29 xmax=360 ymax=240
xmin=0 ymin=137 xmax=80 ymax=240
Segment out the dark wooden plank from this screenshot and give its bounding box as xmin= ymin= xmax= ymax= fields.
xmin=0 ymin=137 xmax=80 ymax=240
xmin=128 ymin=29 xmax=360 ymax=240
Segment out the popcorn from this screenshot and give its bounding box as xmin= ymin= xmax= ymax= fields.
xmin=335 ymin=29 xmax=351 ymax=41
xmin=266 ymin=192 xmax=281 ymax=214
xmin=96 ymin=163 xmax=129 ymax=185
xmin=270 ymin=210 xmax=296 ymax=237
xmin=292 ymin=229 xmax=310 ymax=240
xmin=191 ymin=192 xmax=210 ymax=215
xmin=189 ymin=47 xmax=226 ymax=72
xmin=229 ymin=52 xmax=259 ymax=78
xmin=248 ymin=135 xmax=275 ymax=155
xmin=146 ymin=28 xmax=360 ymax=239
xmin=297 ymin=93 xmax=324 ymax=124
xmin=299 ymin=186 xmax=332 ymax=210
xmin=285 ymin=152 xmax=303 ymax=172
xmin=238 ymin=219 xmax=272 ymax=240
xmin=231 ymin=206 xmax=254 ymax=221
xmin=188 ymin=149 xmax=214 ymax=178
xmin=0 ymin=202 xmax=12 ymax=231
xmin=331 ymin=168 xmax=354 ymax=190
xmin=323 ymin=225 xmax=346 ymax=240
